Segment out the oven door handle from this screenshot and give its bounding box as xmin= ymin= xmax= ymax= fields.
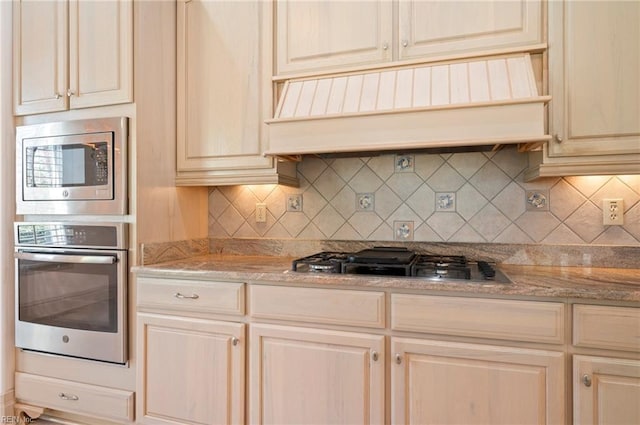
xmin=15 ymin=252 xmax=117 ymax=264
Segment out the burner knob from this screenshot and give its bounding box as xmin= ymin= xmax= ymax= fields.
xmin=478 ymin=261 xmax=496 ymax=279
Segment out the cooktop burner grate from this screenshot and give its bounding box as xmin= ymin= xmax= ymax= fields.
xmin=291 ymin=248 xmax=507 ymax=283
xmin=292 ymin=252 xmax=350 ymax=274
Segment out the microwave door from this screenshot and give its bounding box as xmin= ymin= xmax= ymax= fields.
xmin=21 ymin=132 xmax=114 ymax=202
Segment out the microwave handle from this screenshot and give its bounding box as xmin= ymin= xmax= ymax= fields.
xmin=15 ymin=252 xmax=117 ymax=265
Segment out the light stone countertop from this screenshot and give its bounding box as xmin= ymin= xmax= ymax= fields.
xmin=132 ymin=254 xmax=640 ymax=303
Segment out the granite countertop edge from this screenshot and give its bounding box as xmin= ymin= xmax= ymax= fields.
xmin=132 ymin=254 xmax=640 ymax=303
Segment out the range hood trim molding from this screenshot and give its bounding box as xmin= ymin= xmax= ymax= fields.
xmin=266 ymin=95 xmax=551 ymax=125
xmin=266 ymin=101 xmax=549 ymax=156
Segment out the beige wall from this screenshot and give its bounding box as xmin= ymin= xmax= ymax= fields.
xmin=0 ymin=0 xmax=15 ymax=414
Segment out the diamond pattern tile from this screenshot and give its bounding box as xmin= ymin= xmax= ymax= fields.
xmin=332 ymin=186 xmax=357 ymax=219
xmin=491 ymin=182 xmax=525 ymax=221
xmin=208 ymin=150 xmax=640 ymax=246
xmin=550 ymin=180 xmax=587 ymax=221
xmin=426 ymin=212 xmax=466 ymax=240
xmin=367 ymin=156 xmax=396 ymax=181
xmin=314 ymin=205 xmax=346 ymax=238
xmin=563 ymin=201 xmax=604 ymax=243
xmin=450 ymin=224 xmax=485 ymax=242
xmin=468 ymin=204 xmax=511 ymax=241
xmin=414 ymin=154 xmax=445 ymax=180
xmin=349 ymin=166 xmax=384 ymax=193
xmin=541 ymin=224 xmax=583 ymax=244
xmin=331 ymin=158 xmax=365 ymax=182
xmin=406 ymin=185 xmax=436 ymax=220
xmin=456 ymin=183 xmax=488 ymax=221
xmin=349 ymin=212 xmax=383 ymax=238
xmin=469 ymin=161 xmax=511 ymax=200
xmin=386 ymin=172 xmax=424 ymax=200
xmin=298 ymin=157 xmax=328 ymax=183
xmin=426 ymin=163 xmax=465 ymax=192
xmin=374 ymin=184 xmax=403 ymax=220
xmin=208 ymin=189 xmax=230 ymax=219
xmin=592 ymin=177 xmax=640 ymax=212
xmin=490 ymin=147 xmax=528 ymax=178
xmin=515 ymin=211 xmax=561 ymax=242
xmin=314 ymin=168 xmax=345 ymax=201
xmin=565 ymin=176 xmax=611 ymax=198
xmin=446 ymin=152 xmax=488 ymax=179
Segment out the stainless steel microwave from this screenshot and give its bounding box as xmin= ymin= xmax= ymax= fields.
xmin=16 ymin=117 xmax=128 ymax=215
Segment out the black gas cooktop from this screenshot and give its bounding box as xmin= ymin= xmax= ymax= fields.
xmin=292 ymin=247 xmax=510 ymax=283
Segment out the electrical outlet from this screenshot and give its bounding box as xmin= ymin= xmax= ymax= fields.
xmin=603 ymin=199 xmax=624 ymax=225
xmin=256 ymin=203 xmax=267 ymax=223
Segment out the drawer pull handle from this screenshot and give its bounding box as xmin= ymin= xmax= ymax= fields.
xmin=395 ymin=354 xmax=402 ymax=364
xmin=58 ymin=392 xmax=79 ymax=401
xmin=174 ymin=292 xmax=199 ymax=300
xmin=232 ymin=337 xmax=240 ymax=346
xmin=582 ymin=374 xmax=592 ymax=387
xmin=371 ymin=351 xmax=379 ymax=361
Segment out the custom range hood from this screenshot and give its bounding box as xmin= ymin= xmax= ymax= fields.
xmin=265 ymin=53 xmax=550 ymax=157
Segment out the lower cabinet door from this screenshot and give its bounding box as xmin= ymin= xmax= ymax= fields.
xmin=250 ymin=323 xmax=385 ymax=424
xmin=391 ymin=337 xmax=565 ymax=425
xmin=574 ymin=355 xmax=640 ymax=425
xmin=137 ymin=313 xmax=245 ymax=424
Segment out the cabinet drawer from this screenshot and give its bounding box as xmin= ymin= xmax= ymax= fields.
xmin=392 ymin=294 xmax=565 ymax=344
xmin=573 ymin=304 xmax=640 ymax=352
xmin=137 ymin=277 xmax=245 ymax=316
xmin=15 ymin=372 xmax=134 ymax=422
xmin=250 ymin=285 xmax=385 ymax=328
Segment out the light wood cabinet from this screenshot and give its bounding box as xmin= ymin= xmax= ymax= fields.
xmin=391 ymin=294 xmax=566 ymax=425
xmin=137 ymin=313 xmax=245 ymax=425
xmin=391 ymin=337 xmax=565 ymax=425
xmin=15 ymin=372 xmax=134 ymax=423
xmin=573 ymin=356 xmax=640 ymax=425
xmin=275 ymin=0 xmax=543 ymax=76
xmin=249 ymin=323 xmax=385 ymax=425
xmin=572 ymin=304 xmax=640 ymax=425
xmin=136 ymin=277 xmax=246 ymax=425
xmin=526 ymin=0 xmax=640 ymax=179
xmin=398 ymin=0 xmax=543 ymax=61
xmin=275 ymin=0 xmax=392 ymax=75
xmin=176 ymin=0 xmax=296 ymax=186
xmin=13 ymin=0 xmax=132 ymax=115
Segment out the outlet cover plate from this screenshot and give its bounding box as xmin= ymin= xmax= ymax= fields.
xmin=603 ymin=198 xmax=624 ymax=225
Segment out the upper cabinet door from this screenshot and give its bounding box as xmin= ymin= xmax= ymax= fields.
xmin=547 ymin=0 xmax=640 ymax=158
xmin=13 ymin=0 xmax=132 ymax=116
xmin=276 ymin=0 xmax=393 ymax=75
xmin=13 ymin=0 xmax=68 ymax=115
xmin=68 ymin=0 xmax=133 ymax=109
xmin=398 ymin=0 xmax=543 ymax=60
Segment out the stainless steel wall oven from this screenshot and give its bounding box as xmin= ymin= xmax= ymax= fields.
xmin=14 ymin=222 xmax=128 ymax=364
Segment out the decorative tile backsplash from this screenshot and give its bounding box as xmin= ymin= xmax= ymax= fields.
xmin=208 ymin=147 xmax=640 ymax=246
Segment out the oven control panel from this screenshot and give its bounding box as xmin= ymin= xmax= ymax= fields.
xmin=15 ymin=222 xmax=126 ymax=249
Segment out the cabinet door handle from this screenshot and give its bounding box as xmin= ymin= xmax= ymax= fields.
xmin=232 ymin=337 xmax=239 ymax=346
xmin=554 ymin=134 xmax=563 ymax=143
xmin=174 ymin=292 xmax=199 ymax=300
xmin=582 ymin=374 xmax=592 ymax=387
xmin=55 ymin=93 xmax=62 ymax=99
xmin=395 ymin=353 xmax=402 ymax=364
xmin=371 ymin=351 xmax=379 ymax=361
xmin=382 ymin=42 xmax=388 ymax=50
xmin=402 ymin=40 xmax=408 ymax=47
xmin=58 ymin=392 xmax=79 ymax=401
xmin=66 ymin=89 xmax=75 ymax=97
